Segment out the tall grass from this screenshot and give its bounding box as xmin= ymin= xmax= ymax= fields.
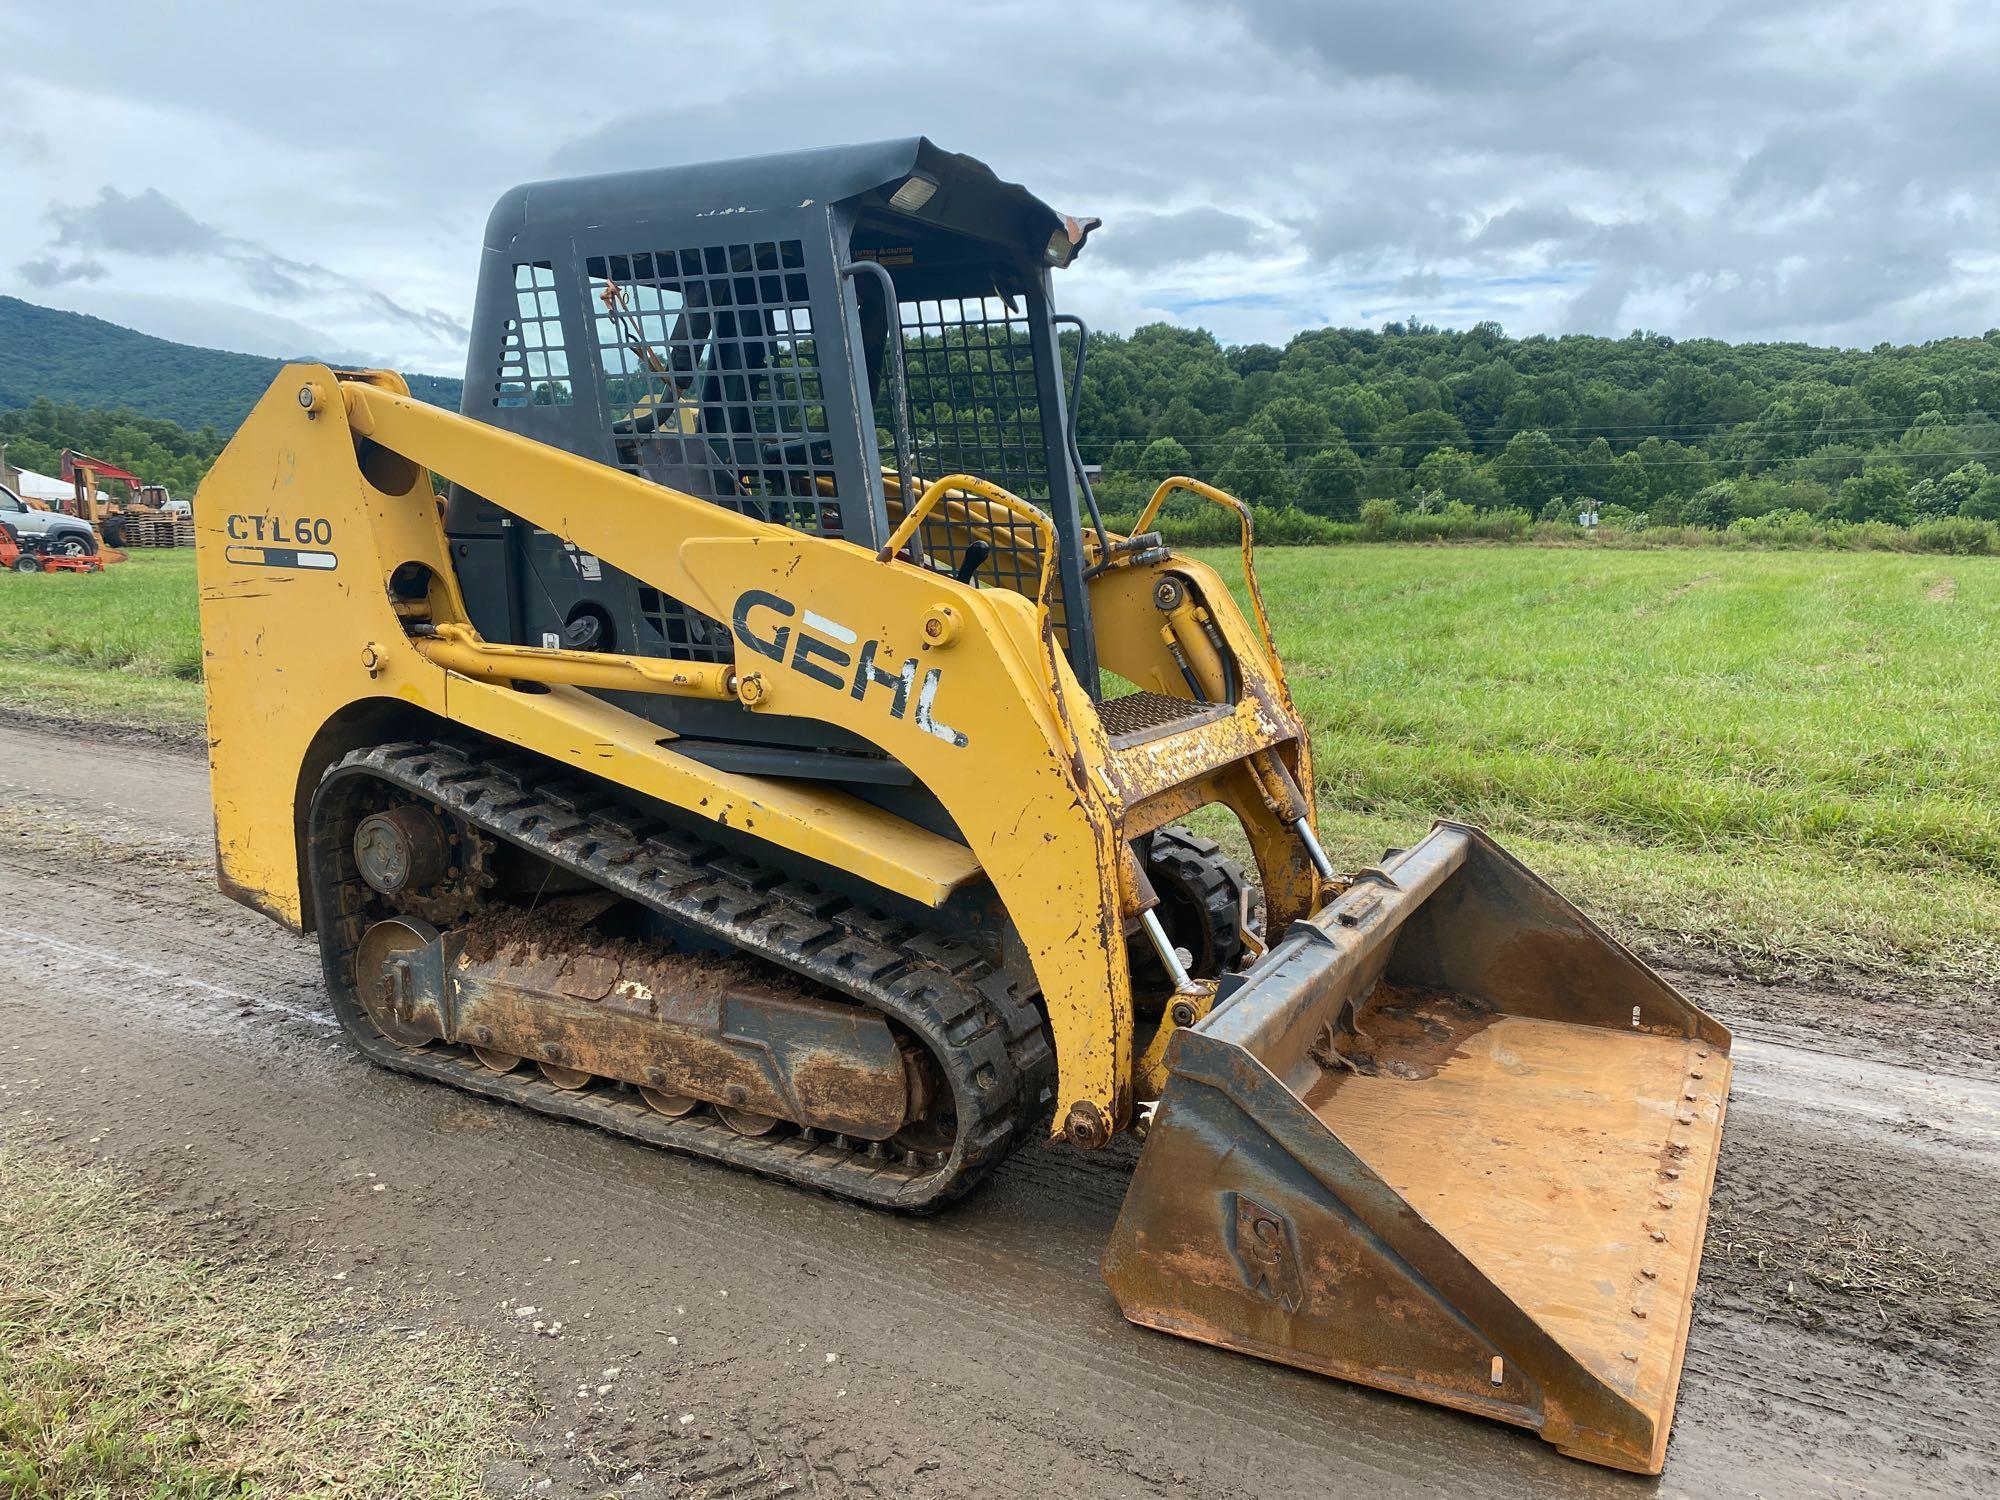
xmin=1198 ymin=546 xmax=2000 ymax=975
xmin=0 ymin=550 xmax=201 ymax=680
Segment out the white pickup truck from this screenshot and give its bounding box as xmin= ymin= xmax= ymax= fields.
xmin=0 ymin=481 xmax=98 ymax=555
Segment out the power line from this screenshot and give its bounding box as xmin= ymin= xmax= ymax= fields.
xmin=1064 ymin=422 xmax=1995 ymax=454
xmin=1073 ymin=414 xmax=1995 ymax=441
xmin=1076 ymin=449 xmax=2000 ymax=473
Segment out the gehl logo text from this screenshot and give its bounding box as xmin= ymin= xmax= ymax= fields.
xmin=732 ymin=590 xmax=970 ymax=749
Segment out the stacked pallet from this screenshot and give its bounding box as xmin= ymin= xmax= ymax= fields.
xmin=115 ymin=514 xmax=197 ymax=548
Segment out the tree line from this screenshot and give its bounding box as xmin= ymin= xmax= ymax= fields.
xmin=1069 ymin=321 xmax=2000 ymax=528
xmin=0 ymin=397 xmax=226 ymax=501
xmin=16 ymin=315 xmax=2000 ymax=537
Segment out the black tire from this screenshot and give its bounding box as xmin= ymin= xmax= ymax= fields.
xmin=1145 ymin=825 xmax=1257 ymax=979
xmin=50 ymin=532 xmax=93 ymax=557
xmin=13 ymin=555 xmax=42 ymax=573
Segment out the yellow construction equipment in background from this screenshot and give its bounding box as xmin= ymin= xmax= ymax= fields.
xmin=196 ymin=140 xmax=1730 ymax=1473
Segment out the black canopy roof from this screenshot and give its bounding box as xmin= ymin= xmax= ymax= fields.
xmin=484 ymin=137 xmax=1095 ymax=265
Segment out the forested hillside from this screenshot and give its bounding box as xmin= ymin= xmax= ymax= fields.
xmin=0 ymin=399 xmax=226 ymax=500
xmin=8 ymin=292 xmax=2000 ymax=533
xmin=0 ymin=297 xmax=463 ymax=432
xmin=1073 ymin=321 xmax=2000 ymax=526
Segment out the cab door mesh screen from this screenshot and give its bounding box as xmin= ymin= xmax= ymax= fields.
xmin=581 ymin=239 xmax=835 ymax=663
xmin=494 ymin=262 xmax=573 ymax=407
xmin=586 ymin=240 xmax=840 ymax=537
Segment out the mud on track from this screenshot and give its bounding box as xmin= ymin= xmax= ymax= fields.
xmin=2 ymin=719 xmax=1997 ymax=1498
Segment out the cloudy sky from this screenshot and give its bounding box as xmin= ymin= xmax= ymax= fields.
xmin=4 ymin=1 xmax=1997 ymax=376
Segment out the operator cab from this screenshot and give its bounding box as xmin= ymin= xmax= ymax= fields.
xmin=448 ymin=140 xmax=1102 ymax=805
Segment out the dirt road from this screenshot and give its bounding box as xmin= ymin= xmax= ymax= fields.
xmin=2 ymin=719 xmax=1995 ymax=1498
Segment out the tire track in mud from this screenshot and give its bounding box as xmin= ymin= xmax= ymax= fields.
xmin=2 ymin=847 xmax=1575 ymax=1498
xmin=1 ymin=726 xmax=1997 ymax=1496
xmin=6 ymin=850 xmax=1997 ymax=1496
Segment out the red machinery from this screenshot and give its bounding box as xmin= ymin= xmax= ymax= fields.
xmin=59 ymin=449 xmax=183 ymax=552
xmin=0 ymin=518 xmax=104 ymax=574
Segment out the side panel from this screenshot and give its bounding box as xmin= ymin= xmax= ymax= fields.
xmin=195 ymin=372 xmax=453 ymax=926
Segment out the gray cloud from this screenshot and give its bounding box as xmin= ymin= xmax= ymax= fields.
xmin=1090 ymin=207 xmax=1269 ymax=271
xmin=4 ymin=1 xmax=1999 ymax=357
xmin=1565 ymin=266 xmax=1637 ymax=334
xmin=1231 ymin=0 xmax=1624 ymax=90
xmin=52 ymin=186 xmax=223 ymax=257
xmin=1472 ymin=205 xmax=1599 ymax=252
xmin=0 ymin=121 xmax=52 ymax=168
xmin=16 ymin=256 xmax=109 ymax=287
xmin=1298 ymin=195 xmax=1473 ymax=266
xmin=1212 ymin=0 xmax=2000 ymax=341
xmin=1729 ymin=130 xmax=1835 ymax=205
xmin=32 ymin=184 xmax=467 ymax=343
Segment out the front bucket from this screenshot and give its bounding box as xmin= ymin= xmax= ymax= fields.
xmin=1102 ymin=823 xmax=1731 ymax=1474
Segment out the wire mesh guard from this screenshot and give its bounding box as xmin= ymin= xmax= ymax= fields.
xmin=633 ymin=584 xmax=732 ymax=661
xmin=494 ymin=262 xmax=573 ymax=407
xmin=585 ymin=240 xmax=839 ymax=536
xmin=572 ymin=240 xmax=838 ymax=663
xmin=883 ymin=296 xmax=1069 ymax=640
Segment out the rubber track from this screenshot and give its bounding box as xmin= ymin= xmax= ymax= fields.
xmin=306 ymin=740 xmax=1054 ymax=1210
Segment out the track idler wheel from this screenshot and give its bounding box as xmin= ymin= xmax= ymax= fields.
xmin=538 ymin=1060 xmax=594 ymax=1090
xmin=718 ymin=1106 xmax=780 ymax=1136
xmin=353 ymin=917 xmax=444 ymax=1049
xmin=472 ymin=1047 xmax=523 ymax=1073
xmin=639 ymin=1087 xmax=702 ymax=1118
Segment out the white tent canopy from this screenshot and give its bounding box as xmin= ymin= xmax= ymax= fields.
xmin=11 ymin=468 xmax=109 ymax=506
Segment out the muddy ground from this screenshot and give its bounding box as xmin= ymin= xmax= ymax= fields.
xmin=1 ymin=718 xmax=1995 ymax=1498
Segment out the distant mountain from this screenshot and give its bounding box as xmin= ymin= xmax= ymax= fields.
xmin=0 ymin=296 xmax=464 ymax=432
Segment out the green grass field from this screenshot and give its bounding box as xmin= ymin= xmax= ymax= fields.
xmin=1 ymin=545 xmax=1992 ymax=978
xmin=1202 ymin=546 xmax=1998 ymax=978
xmin=0 ymin=550 xmax=202 ymax=730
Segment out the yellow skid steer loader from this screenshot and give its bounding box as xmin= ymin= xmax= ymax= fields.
xmin=195 ymin=140 xmax=1730 ymax=1474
